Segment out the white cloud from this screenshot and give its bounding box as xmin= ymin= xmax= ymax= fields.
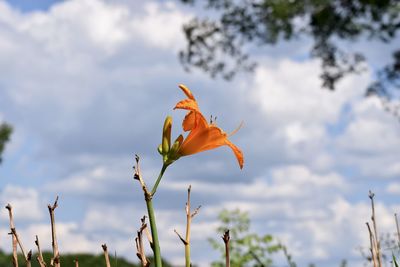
xmin=387 ymin=183 xmax=400 ymax=194
xmin=0 ymin=222 xmax=100 ymax=254
xmin=18 ymin=0 xmax=131 ymax=54
xmin=130 ymin=2 xmax=190 ymax=50
xmin=82 ymin=204 xmax=137 ymax=234
xmin=164 ymin=164 xmax=345 ymax=202
xmin=337 ymin=98 xmax=400 ymax=155
xmin=0 ymin=185 xmax=44 ymax=221
xmin=252 ymin=59 xmax=368 ymax=126
xmin=336 ymin=97 xmax=400 ymax=178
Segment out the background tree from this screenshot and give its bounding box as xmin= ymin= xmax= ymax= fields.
xmin=179 ymin=0 xmax=400 ymax=103
xmin=209 ymin=209 xmax=281 ymax=267
xmin=0 ymin=123 xmax=12 ymax=164
xmin=0 ymin=250 xmax=173 ymax=267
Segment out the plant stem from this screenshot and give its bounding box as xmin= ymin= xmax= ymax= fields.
xmin=146 ymin=164 xmax=169 ymax=267
xmin=146 ymin=197 xmax=162 ymax=267
xmin=185 ymin=244 xmax=191 ymax=267
xmin=222 ymin=230 xmax=230 ymax=267
xmin=151 ymin=164 xmax=168 ymax=196
xmin=184 ymin=203 xmax=191 ymax=267
xmin=102 ymin=244 xmax=111 ymax=267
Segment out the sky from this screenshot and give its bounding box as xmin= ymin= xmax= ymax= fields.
xmin=0 ymin=0 xmax=399 ymax=266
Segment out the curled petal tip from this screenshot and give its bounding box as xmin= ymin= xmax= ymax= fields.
xmin=178 ymin=84 xmax=195 ymax=100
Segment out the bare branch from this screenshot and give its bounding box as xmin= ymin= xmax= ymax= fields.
xmin=174 ymin=229 xmax=188 ymax=245
xmin=48 ymin=196 xmax=60 ymax=267
xmin=27 ymin=250 xmax=32 ymax=267
xmin=366 ymin=222 xmax=378 ymax=267
xmin=133 ymin=155 xmax=152 ymax=200
xmin=369 ymin=190 xmax=382 ymax=267
xmin=6 ymin=204 xmax=18 ymax=267
xmin=10 ymin=228 xmax=27 ymax=259
xmin=135 ymin=217 xmax=150 ymax=267
xmin=191 ymin=205 xmax=202 ymax=218
xmin=222 ymin=230 xmax=230 ymax=267
xmin=176 ymin=185 xmax=201 ymax=267
xmin=35 ymin=235 xmax=47 ymax=267
xmin=102 ymin=244 xmax=111 ymax=267
xmin=141 ymin=216 xmax=153 ymax=245
xmin=10 ymin=228 xmax=32 ymax=267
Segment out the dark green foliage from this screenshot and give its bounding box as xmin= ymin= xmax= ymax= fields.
xmin=180 ymin=0 xmax=400 ymax=98
xmin=0 ymin=250 xmax=173 ymax=267
xmin=209 ymin=209 xmax=281 ymax=267
xmin=0 ymin=122 xmax=12 ymax=164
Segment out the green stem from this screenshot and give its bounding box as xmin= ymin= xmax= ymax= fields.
xmin=145 ymin=164 xmax=169 ymax=267
xmin=185 ymin=186 xmax=192 ymax=267
xmin=151 ymin=163 xmax=168 ymax=196
xmin=146 ymin=198 xmax=162 ymax=267
xmin=185 ymin=244 xmax=190 ymax=267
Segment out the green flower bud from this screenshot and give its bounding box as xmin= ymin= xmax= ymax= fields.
xmin=162 ymin=116 xmax=172 ymax=154
xmin=167 ymin=135 xmax=183 ymax=160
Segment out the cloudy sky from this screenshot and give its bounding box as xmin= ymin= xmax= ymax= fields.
xmin=0 ymin=0 xmax=399 ymax=266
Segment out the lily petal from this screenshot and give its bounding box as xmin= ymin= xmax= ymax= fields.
xmin=174 ymin=98 xmax=199 ymax=112
xmin=178 ymin=84 xmax=196 ymax=100
xmin=182 ymin=111 xmax=197 ymax=131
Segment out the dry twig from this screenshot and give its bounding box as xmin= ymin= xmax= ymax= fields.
xmin=135 ymin=216 xmax=150 ymax=267
xmin=10 ymin=228 xmax=32 ymax=267
xmin=27 ymin=250 xmax=33 ymax=267
xmin=48 ymin=196 xmax=60 ymax=267
xmin=133 ymin=155 xmax=151 ymax=200
xmin=35 ymin=235 xmax=47 ymax=267
xmin=6 ymin=204 xmax=18 ymax=267
xmin=174 ymin=185 xmax=201 ymax=267
xmin=222 ymin=230 xmax=230 ymax=267
xmin=102 ymin=244 xmax=111 ymax=267
xmin=366 ymin=222 xmax=378 ymax=267
xmin=369 ymin=191 xmax=382 ymax=267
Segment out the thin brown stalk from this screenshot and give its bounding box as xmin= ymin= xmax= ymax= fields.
xmin=74 ymin=259 xmax=79 ymax=267
xmin=133 ymin=155 xmax=151 ymax=198
xmin=369 ymin=191 xmax=382 ymax=267
xmin=366 ymin=222 xmax=378 ymax=267
xmin=10 ymin=228 xmax=27 ymax=258
xmin=135 ymin=216 xmax=150 ymax=267
xmin=35 ymin=235 xmax=47 ymax=267
xmin=6 ymin=204 xmax=18 ymax=267
xmin=10 ymin=228 xmax=32 ymax=267
xmin=222 ymin=230 xmax=230 ymax=267
xmin=102 ymin=244 xmax=111 ymax=267
xmin=174 ymin=185 xmax=201 ymax=267
xmin=48 ymin=196 xmax=60 ymax=267
xmin=27 ymin=250 xmax=32 ymax=267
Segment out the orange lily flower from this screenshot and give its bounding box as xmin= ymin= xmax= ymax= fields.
xmin=172 ymin=84 xmax=244 ymax=169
